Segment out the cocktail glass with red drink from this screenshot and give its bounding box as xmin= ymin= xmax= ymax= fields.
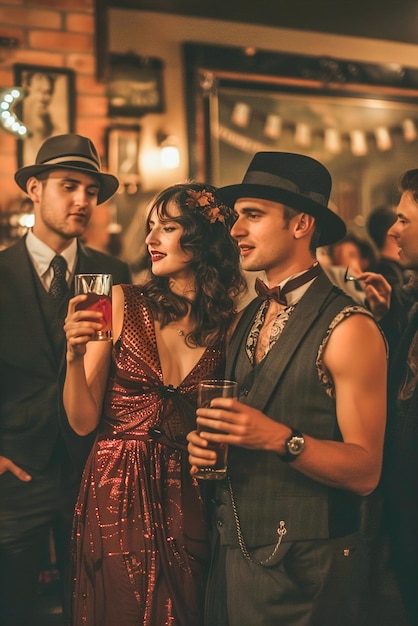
xmin=74 ymin=273 xmax=112 ymax=341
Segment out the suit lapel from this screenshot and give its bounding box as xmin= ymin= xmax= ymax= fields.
xmin=226 ymin=298 xmax=260 ymax=380
xmin=3 ymin=238 xmax=58 ymax=368
xmin=76 ymin=241 xmax=100 ymax=273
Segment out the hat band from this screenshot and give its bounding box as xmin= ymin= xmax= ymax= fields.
xmin=244 ymin=170 xmax=327 ymax=207
xmin=39 ymin=155 xmax=100 ymax=171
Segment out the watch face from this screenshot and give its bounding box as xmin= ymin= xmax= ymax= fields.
xmin=287 ymin=434 xmax=304 ymax=455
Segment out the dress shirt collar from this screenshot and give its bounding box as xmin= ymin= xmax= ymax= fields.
xmin=272 ymin=262 xmax=320 ymax=307
xmin=25 ymin=230 xmax=77 ymax=284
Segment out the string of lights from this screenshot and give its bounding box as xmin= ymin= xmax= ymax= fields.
xmin=221 ymin=96 xmax=418 ymax=157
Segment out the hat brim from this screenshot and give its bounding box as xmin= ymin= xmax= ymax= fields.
xmin=219 ymin=183 xmax=346 ymax=247
xmin=15 ymin=164 xmax=119 ymax=205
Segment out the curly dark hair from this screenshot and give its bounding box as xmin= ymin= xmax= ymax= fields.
xmin=142 ymin=182 xmax=247 ymax=347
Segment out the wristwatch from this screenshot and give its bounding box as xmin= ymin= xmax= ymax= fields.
xmin=281 ymin=428 xmax=305 ymax=462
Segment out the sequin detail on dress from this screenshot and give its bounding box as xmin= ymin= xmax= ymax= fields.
xmin=71 ymin=285 xmax=225 ymax=626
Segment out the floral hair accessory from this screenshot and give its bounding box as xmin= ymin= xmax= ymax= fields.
xmin=185 ymin=189 xmax=230 ymax=224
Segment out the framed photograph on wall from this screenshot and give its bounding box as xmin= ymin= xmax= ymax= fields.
xmin=14 ymin=64 xmax=75 ymax=168
xmin=106 ymin=124 xmax=142 ymax=187
xmin=107 ymin=53 xmax=164 ymax=117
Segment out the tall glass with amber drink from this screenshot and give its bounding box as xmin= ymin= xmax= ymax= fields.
xmin=195 ymin=379 xmax=238 ymax=480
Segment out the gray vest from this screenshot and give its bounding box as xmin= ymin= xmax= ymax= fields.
xmin=216 ymin=272 xmax=367 ymax=548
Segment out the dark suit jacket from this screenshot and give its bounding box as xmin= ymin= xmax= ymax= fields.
xmin=0 ymin=236 xmax=131 ymax=480
xmin=382 ymin=304 xmax=418 ymax=621
xmin=384 ymin=307 xmax=418 ymax=541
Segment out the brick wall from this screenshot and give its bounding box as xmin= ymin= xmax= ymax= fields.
xmin=0 ymin=0 xmax=109 ymax=211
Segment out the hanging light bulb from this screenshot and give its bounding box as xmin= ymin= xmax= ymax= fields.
xmin=402 ymin=118 xmax=417 ymax=142
xmin=350 ymin=130 xmax=368 ymax=156
xmin=264 ymin=114 xmax=282 ymax=139
xmin=374 ymin=126 xmax=392 ymax=151
xmin=294 ymin=123 xmax=311 ymax=147
xmin=231 ymin=102 xmax=251 ymax=128
xmin=324 ymin=128 xmax=342 ymax=154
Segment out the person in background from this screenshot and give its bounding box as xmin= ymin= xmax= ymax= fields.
xmin=358 ymin=204 xmax=413 ymax=355
xmin=320 ymin=261 xmax=367 ymax=304
xmin=358 ymin=169 xmax=418 ymax=625
xmin=358 ymin=237 xmax=378 ymax=272
xmin=0 ymin=133 xmax=131 ymax=626
xmin=63 ymin=183 xmax=246 ymax=625
xmin=187 ymin=151 xmax=387 ymax=626
xmin=329 ymin=232 xmax=375 ymax=275
xmin=326 ymin=232 xmax=377 ymax=305
xmin=366 ymin=204 xmax=409 ymax=289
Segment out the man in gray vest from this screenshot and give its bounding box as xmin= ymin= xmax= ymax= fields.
xmin=187 ymin=152 xmax=387 ymax=626
xmin=0 ymin=134 xmax=131 ymax=625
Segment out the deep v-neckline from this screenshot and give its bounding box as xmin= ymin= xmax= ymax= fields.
xmin=151 ymin=315 xmax=208 ymax=388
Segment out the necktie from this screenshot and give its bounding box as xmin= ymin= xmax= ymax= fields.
xmin=255 ymin=263 xmax=322 ymax=305
xmin=49 ymin=255 xmax=68 ymax=300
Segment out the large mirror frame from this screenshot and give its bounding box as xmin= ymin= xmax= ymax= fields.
xmin=184 ymin=43 xmax=418 ymax=225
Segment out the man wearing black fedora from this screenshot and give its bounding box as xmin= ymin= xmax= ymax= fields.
xmin=187 ymin=152 xmax=387 ymax=625
xmin=0 ymin=134 xmax=131 ymax=625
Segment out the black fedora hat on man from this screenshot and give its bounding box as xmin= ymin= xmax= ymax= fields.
xmin=15 ymin=133 xmax=119 ymax=205
xmin=219 ymin=151 xmax=346 ymax=246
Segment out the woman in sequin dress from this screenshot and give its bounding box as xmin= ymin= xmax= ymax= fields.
xmin=63 ymin=183 xmax=246 ymax=626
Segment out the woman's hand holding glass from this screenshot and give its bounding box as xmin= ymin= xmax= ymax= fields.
xmin=64 ymin=294 xmax=108 ymax=362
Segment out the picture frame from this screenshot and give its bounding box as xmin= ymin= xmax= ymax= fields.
xmin=107 ymin=53 xmax=164 ymax=117
xmin=184 ymin=43 xmax=418 ymax=222
xmin=13 ymin=64 xmax=75 ymax=168
xmin=106 ymin=123 xmax=142 ymax=187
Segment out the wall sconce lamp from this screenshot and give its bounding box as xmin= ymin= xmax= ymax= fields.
xmin=158 ymin=132 xmax=180 ymax=169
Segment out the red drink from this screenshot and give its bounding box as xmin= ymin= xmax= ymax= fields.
xmin=76 ymin=293 xmax=112 ymax=341
xmin=75 ymin=273 xmax=113 ymax=341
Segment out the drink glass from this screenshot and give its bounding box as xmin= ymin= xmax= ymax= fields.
xmin=74 ymin=273 xmax=112 ymax=341
xmin=195 ymin=379 xmax=238 ymax=481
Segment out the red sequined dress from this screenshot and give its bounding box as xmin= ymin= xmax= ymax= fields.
xmin=71 ymin=285 xmax=225 ymax=625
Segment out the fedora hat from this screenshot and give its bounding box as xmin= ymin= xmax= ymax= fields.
xmin=219 ymin=152 xmax=346 ymax=246
xmin=15 ymin=133 xmax=119 ymax=205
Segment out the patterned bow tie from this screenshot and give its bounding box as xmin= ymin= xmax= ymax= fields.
xmin=255 ymin=263 xmax=322 ymax=305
